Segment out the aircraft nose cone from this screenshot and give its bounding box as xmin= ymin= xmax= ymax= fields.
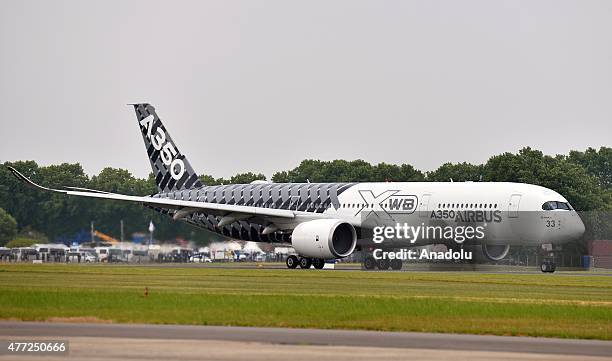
xmin=572 ymin=214 xmax=586 ymax=239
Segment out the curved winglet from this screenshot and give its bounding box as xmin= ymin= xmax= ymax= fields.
xmin=6 ymin=166 xmax=66 ymax=194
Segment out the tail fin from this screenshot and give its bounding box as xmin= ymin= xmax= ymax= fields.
xmin=131 ymin=103 xmax=202 ymax=193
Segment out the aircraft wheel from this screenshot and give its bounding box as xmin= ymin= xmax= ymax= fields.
xmin=313 ymin=258 xmax=325 ymax=269
xmin=540 ymin=261 xmax=556 ymax=273
xmin=377 ymin=259 xmax=390 ymax=270
xmin=286 ymin=255 xmax=299 ymax=269
xmin=390 ymin=259 xmax=402 ymax=270
xmin=363 ymin=256 xmax=376 ymax=270
xmin=299 ymin=257 xmax=312 ymax=269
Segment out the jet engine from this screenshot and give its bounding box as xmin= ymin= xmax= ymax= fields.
xmin=481 ymin=243 xmax=510 ymax=261
xmin=291 ymin=219 xmax=357 ymax=259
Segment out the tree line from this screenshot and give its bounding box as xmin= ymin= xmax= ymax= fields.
xmin=0 ymin=146 xmax=610 ymax=246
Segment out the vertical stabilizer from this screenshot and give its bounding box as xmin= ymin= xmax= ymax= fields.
xmin=131 ymin=103 xmax=202 ymax=193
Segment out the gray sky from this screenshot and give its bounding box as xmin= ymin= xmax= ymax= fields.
xmin=1 ymin=0 xmax=610 ymax=179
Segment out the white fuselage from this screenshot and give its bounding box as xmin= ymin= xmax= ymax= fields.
xmin=311 ymin=182 xmax=585 ymax=247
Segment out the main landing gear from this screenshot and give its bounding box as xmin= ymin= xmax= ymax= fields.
xmin=286 ymin=255 xmax=326 ymax=269
xmin=540 ymin=260 xmax=556 ymax=273
xmin=363 ymin=256 xmax=403 ymax=271
xmin=286 ymin=255 xmax=298 ymax=269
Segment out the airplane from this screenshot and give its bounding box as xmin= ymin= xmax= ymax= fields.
xmin=7 ymin=103 xmax=586 ymax=272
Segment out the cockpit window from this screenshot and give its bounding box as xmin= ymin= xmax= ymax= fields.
xmin=556 ymin=202 xmax=570 ymax=210
xmin=542 ymin=201 xmax=573 ymax=211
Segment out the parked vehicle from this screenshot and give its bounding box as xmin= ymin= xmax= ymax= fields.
xmin=83 ymin=252 xmax=98 ymax=263
xmin=95 ymin=247 xmax=109 ymax=262
xmin=190 ymin=253 xmax=212 ymax=263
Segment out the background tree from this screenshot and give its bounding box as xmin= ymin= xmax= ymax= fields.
xmin=0 ymin=208 xmax=17 ymax=246
xmin=1 ymin=145 xmax=610 ymax=248
xmin=567 ymin=147 xmax=611 ymax=190
xmin=374 ymin=163 xmax=425 ymax=182
xmin=229 ymin=172 xmax=266 ymax=184
xmin=427 ymin=162 xmax=484 ymax=182
xmin=0 ymin=161 xmax=43 ymax=230
xmin=5 ymin=237 xmax=37 ymax=248
xmin=15 ymin=226 xmax=48 ymax=243
xmin=199 ymin=174 xmax=220 ymax=186
xmin=272 ymin=159 xmax=424 ymax=183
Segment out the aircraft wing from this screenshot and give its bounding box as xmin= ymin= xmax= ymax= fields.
xmin=7 ymin=166 xmax=295 ymax=220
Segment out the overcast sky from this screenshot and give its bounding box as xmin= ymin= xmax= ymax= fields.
xmin=0 ymin=0 xmax=610 ymax=179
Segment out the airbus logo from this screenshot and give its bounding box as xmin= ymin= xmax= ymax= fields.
xmin=139 ymin=114 xmax=185 ymax=181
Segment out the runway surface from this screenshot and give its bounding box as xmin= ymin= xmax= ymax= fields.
xmin=0 ymin=322 xmax=610 ymax=360
xmin=112 ymin=262 xmax=612 ymax=276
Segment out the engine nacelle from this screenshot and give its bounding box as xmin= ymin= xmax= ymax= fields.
xmin=291 ymin=219 xmax=357 ymax=259
xmin=482 ymin=244 xmax=510 ymax=261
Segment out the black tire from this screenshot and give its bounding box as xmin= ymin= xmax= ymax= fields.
xmin=299 ymin=257 xmax=312 ymax=269
xmin=390 ymin=259 xmax=402 ymax=270
xmin=377 ymin=259 xmax=390 ymax=270
xmin=541 ymin=261 xmax=556 ymax=273
xmin=364 ymin=256 xmax=376 ymax=270
xmin=313 ymin=258 xmax=325 ymax=269
xmin=286 ymin=255 xmax=299 ymax=269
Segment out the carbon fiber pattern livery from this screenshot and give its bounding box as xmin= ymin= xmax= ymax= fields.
xmin=148 ymin=182 xmax=355 ymax=242
xmin=132 ymin=103 xmax=355 ymax=242
xmin=132 ymin=104 xmax=202 ymax=193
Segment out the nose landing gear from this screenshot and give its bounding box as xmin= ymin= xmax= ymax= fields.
xmin=539 ymin=244 xmax=557 ymax=273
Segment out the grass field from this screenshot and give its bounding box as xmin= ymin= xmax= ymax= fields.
xmin=0 ymin=264 xmax=610 ymax=340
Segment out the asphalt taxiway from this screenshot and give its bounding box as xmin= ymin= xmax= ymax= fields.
xmin=0 ymin=322 xmax=610 ymax=361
